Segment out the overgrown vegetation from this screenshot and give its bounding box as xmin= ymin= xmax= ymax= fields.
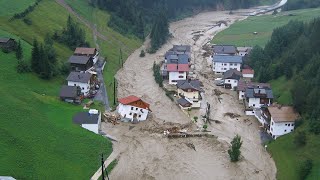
xmin=53 ymin=16 xmax=89 ymax=50
xmin=284 ymin=0 xmax=320 ymax=11
xmin=228 ymin=134 xmax=243 ymax=162
xmin=11 ymin=0 xmax=42 ymax=20
xmin=152 ymin=61 xmax=163 ymax=87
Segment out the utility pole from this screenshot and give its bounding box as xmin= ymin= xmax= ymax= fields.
xmin=113 ymin=78 xmax=116 ymax=106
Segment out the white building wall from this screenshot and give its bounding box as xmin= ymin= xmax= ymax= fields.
xmin=169 ymin=72 xmax=187 ymax=85
xmin=239 ymin=91 xmax=245 ymax=100
xmin=67 ymin=81 xmax=90 ymax=95
xmin=239 ymin=52 xmax=248 ymax=56
xmin=224 ymin=79 xmax=238 ymax=89
xmin=82 ymin=124 xmax=99 ymax=134
xmin=117 ymin=104 xmax=149 ymax=121
xmin=248 ymin=98 xmax=271 ymax=108
xmin=243 ymin=74 xmax=254 ymax=78
xmin=212 ymin=61 xmax=241 ymax=74
xmin=270 ymin=118 xmax=295 ymax=139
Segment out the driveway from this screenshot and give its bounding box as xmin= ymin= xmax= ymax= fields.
xmin=94 ymin=57 xmax=110 ymax=111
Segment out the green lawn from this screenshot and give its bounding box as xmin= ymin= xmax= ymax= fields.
xmin=0 ymin=38 xmax=112 ymax=178
xmin=0 ymin=0 xmax=36 ymax=16
xmin=213 ymin=8 xmax=320 ymax=47
xmin=270 ymin=76 xmax=293 ymax=105
xmin=268 ymin=126 xmax=320 ymax=180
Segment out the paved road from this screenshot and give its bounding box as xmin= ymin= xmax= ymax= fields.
xmin=94 ymin=58 xmax=110 ymax=111
xmin=248 ymin=0 xmax=288 ymax=16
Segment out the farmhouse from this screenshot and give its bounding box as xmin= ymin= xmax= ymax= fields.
xmin=74 ymin=47 xmax=99 ymax=64
xmin=68 ymin=55 xmax=94 ymax=72
xmin=176 ymin=79 xmax=202 ymax=108
xmin=245 ymin=87 xmax=273 ymax=108
xmin=117 ymin=95 xmax=151 ymax=122
xmin=242 ymin=68 xmax=254 ymax=78
xmin=212 ymin=45 xmax=237 ymax=55
xmin=255 ymin=106 xmax=299 ymax=139
xmin=73 ymin=109 xmax=101 ymax=134
xmin=66 ymin=72 xmax=92 ymax=96
xmin=212 ymin=55 xmax=243 ymax=74
xmin=0 ymin=37 xmax=16 ymax=51
xmin=223 ymin=69 xmax=242 ymax=90
xmin=59 ymin=85 xmax=81 ymax=104
xmin=237 ymin=46 xmax=252 ymax=56
xmin=237 ymin=80 xmax=270 ymax=100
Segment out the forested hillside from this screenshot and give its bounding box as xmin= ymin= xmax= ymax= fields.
xmin=248 ymin=18 xmax=320 ymax=179
xmin=284 ymin=0 xmax=320 ymax=10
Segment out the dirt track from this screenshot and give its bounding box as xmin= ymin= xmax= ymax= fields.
xmin=103 ymin=10 xmax=276 ymax=180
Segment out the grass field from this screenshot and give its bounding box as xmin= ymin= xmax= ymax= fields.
xmin=0 ymin=37 xmax=112 ymax=178
xmin=268 ymin=125 xmax=320 ymax=180
xmin=270 ymin=76 xmax=293 ymax=105
xmin=213 ymin=8 xmax=320 ymax=47
xmin=0 ymin=0 xmax=36 ymax=16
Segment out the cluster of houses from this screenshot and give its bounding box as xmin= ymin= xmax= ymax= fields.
xmin=212 ymin=45 xmax=299 ymax=139
xmin=59 ymin=47 xmax=100 ymax=104
xmin=161 ymin=45 xmax=203 ymax=110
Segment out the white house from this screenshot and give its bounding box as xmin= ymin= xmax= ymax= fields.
xmin=245 ymin=87 xmax=273 ymax=108
xmin=237 ymin=47 xmax=252 ymax=57
xmin=242 ymin=68 xmax=254 ymax=78
xmin=223 ymin=69 xmax=242 ymax=90
xmin=73 ymin=109 xmax=101 ymax=134
xmin=66 ymin=72 xmax=92 ymax=96
xmin=167 ymin=64 xmax=189 ymax=84
xmin=176 ymin=79 xmax=202 ymax=108
xmin=237 ymin=80 xmax=270 ymax=100
xmin=117 ymin=95 xmax=151 ymax=122
xmin=212 ymin=55 xmax=243 ymax=74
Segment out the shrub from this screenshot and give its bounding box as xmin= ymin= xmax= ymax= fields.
xmin=228 ymin=135 xmax=243 ymax=162
xmin=193 ymin=116 xmax=198 ymax=123
xmin=294 ymin=131 xmax=307 ymax=147
xmin=139 ymin=50 xmax=145 ymax=57
xmin=23 ymin=18 xmax=32 ymax=25
xmin=16 ymin=60 xmax=31 ymax=73
xmin=299 ymin=159 xmax=313 ymax=180
xmin=203 ymin=124 xmax=208 ymax=131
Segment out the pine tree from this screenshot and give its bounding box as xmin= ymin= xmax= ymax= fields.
xmin=16 ymin=40 xmax=23 ymax=60
xmin=31 ymin=39 xmax=40 ymax=74
xmin=228 ymin=134 xmax=243 ymax=162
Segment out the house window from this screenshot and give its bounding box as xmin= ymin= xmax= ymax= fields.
xmin=230 ymin=63 xmax=233 ymax=66
xmin=178 ymin=76 xmax=184 ymax=78
xmin=224 ymin=68 xmax=227 ymax=70
xmin=234 ymin=80 xmax=237 ymax=83
xmin=292 ymin=124 xmax=294 ymax=126
xmin=74 ymin=84 xmax=76 ymax=86
xmin=224 ymin=63 xmax=227 ymax=66
xmin=129 ymin=113 xmax=132 ymax=115
xmin=284 ymin=130 xmax=287 ymax=132
xmin=139 ymin=115 xmax=141 ymax=118
xmin=272 ymin=122 xmax=274 ymax=125
xmin=228 ymin=80 xmax=230 ymax=82
xmin=241 ymin=95 xmax=244 ymax=97
xmin=291 ymin=129 xmax=293 ymax=132
xmin=271 ymin=128 xmax=273 ymax=131
xmin=131 ymin=107 xmax=133 ymax=110
xmin=253 ymin=104 xmax=255 ymax=107
xmin=234 ymin=63 xmax=237 ymax=66
xmin=136 ymin=108 xmax=138 ymax=110
xmin=285 ymin=124 xmax=287 ymax=126
xmin=82 ymin=87 xmax=84 ymax=90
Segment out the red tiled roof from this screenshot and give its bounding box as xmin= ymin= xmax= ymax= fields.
xmin=242 ymin=68 xmax=254 ymax=74
xmin=118 ymin=95 xmax=151 ymax=110
xmin=167 ymin=64 xmax=189 ymax=72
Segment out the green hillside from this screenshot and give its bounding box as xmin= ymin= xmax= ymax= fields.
xmin=212 ymin=8 xmax=320 ymax=47
xmin=0 ymin=0 xmax=142 ymax=178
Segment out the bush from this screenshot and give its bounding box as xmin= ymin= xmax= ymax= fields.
xmin=139 ymin=50 xmax=145 ymax=57
xmin=203 ymin=124 xmax=208 ymax=130
xmin=228 ymin=134 xmax=242 ymax=162
xmin=23 ymin=18 xmax=32 ymax=25
xmin=294 ymin=131 xmax=307 ymax=147
xmin=299 ymin=159 xmax=313 ymax=180
xmin=193 ymin=116 xmax=198 ymax=123
xmin=16 ymin=60 xmax=31 ymax=73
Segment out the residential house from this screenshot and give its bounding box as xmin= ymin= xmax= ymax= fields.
xmin=212 ymin=55 xmax=243 ymax=74
xmin=164 ymin=53 xmax=190 ymax=85
xmin=176 ymin=79 xmax=202 ymax=108
xmin=212 ymin=45 xmax=237 ymax=55
xmin=68 ymin=55 xmax=94 ymax=72
xmin=59 ymin=85 xmax=81 ymax=104
xmin=177 ymin=98 xmax=193 ymax=110
xmin=171 ymin=45 xmax=191 ymax=56
xmin=255 ymin=105 xmax=299 ymax=139
xmin=0 ymin=176 xmax=16 ymax=180
xmin=117 ymin=95 xmax=151 ymax=122
xmin=0 ymin=38 xmax=16 ymax=51
xmin=237 ymin=80 xmax=270 ymax=100
xmin=237 ymin=47 xmax=252 ymax=57
xmin=245 ymin=87 xmax=273 ymax=109
xmin=66 ymin=72 xmax=92 ymax=96
xmin=74 ymin=47 xmax=99 ymax=64
xmin=223 ymin=69 xmax=242 ymax=90
xmin=73 ymin=109 xmax=101 ymax=134
xmin=242 ymin=68 xmax=254 ymax=78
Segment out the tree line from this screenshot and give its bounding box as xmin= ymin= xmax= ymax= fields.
xmin=10 ymin=0 xmax=42 ymax=20
xmin=248 ymin=18 xmax=320 ymax=134
xmin=283 ymin=0 xmax=320 ymax=11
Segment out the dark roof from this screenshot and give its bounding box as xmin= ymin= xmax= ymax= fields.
xmin=237 ymin=80 xmax=271 ymax=91
xmin=177 ymin=80 xmax=201 ymax=91
xmin=0 ymin=38 xmax=13 ymax=43
xmin=213 ymin=45 xmax=237 ymax=54
xmin=73 ymin=112 xmax=99 ymax=124
xmin=60 ymin=85 xmax=78 ymax=98
xmin=68 ymin=55 xmax=91 ymax=64
xmin=167 ymin=54 xmax=189 ymax=64
xmin=177 ymin=98 xmax=192 ymax=107
xmin=245 ymin=88 xmax=273 ymax=99
xmin=223 ymin=69 xmax=242 ymax=80
xmin=213 ymin=55 xmax=243 ymax=63
xmin=66 ymin=72 xmax=92 ymax=83
xmin=172 ymin=45 xmax=191 ymax=53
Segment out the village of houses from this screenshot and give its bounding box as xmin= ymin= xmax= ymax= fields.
xmin=54 ymin=37 xmax=299 ymax=141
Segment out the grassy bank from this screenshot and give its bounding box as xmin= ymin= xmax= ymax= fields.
xmin=212 ymin=8 xmax=320 ymax=47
